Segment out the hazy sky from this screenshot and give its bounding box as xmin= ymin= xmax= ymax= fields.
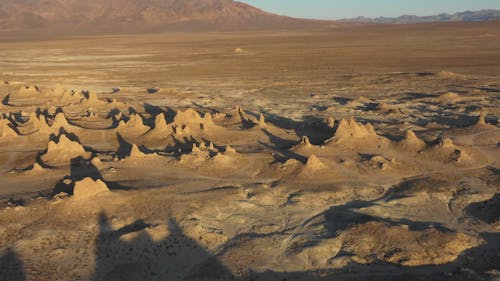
xmin=241 ymin=0 xmax=500 ymax=19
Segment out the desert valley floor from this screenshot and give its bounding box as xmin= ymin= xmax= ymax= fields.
xmin=0 ymin=22 xmax=499 ymax=281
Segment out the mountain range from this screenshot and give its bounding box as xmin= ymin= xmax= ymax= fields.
xmin=343 ymin=9 xmax=500 ymax=24
xmin=0 ymin=0 xmax=327 ymax=36
xmin=0 ymin=1 xmax=499 ymax=37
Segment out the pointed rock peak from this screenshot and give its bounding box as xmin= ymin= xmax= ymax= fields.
xmin=236 ymin=106 xmax=244 ymax=115
xmin=0 ymin=120 xmax=17 ymax=138
xmin=87 ymin=110 xmax=97 ymax=118
xmin=29 ymin=85 xmax=40 ymax=91
xmin=48 ymin=133 xmax=81 ymax=149
xmin=300 ymin=136 xmax=312 ymax=147
xmin=213 ymin=112 xmax=226 ymax=120
xmin=42 ymin=133 xmax=89 ymax=166
xmin=191 ymin=143 xmax=202 ymax=154
xmin=73 ymin=178 xmax=110 ymax=199
xmin=37 ymin=115 xmax=51 ymax=132
xmin=335 ymin=117 xmax=377 ymax=139
xmin=225 ymin=145 xmax=237 ymax=154
xmin=52 ymin=112 xmax=70 ymax=128
xmin=47 ymin=134 xmax=83 ymax=153
xmin=174 ymin=108 xmax=203 ymax=125
xmin=91 ymin=157 xmax=102 ymax=167
xmin=155 ymin=113 xmax=167 ymax=127
xmin=181 ymin=143 xmax=210 ymax=161
xmin=405 ymin=129 xmax=417 ymax=140
xmin=258 ymin=113 xmax=266 ymax=127
xmin=400 ymin=129 xmax=426 ymax=150
xmin=209 ymin=142 xmax=216 ymax=151
xmin=114 ymin=112 xmax=123 ymax=121
xmin=56 ymin=134 xmax=72 ymax=145
xmin=439 ymin=137 xmax=455 ymax=148
xmin=31 ymin=162 xmax=45 ymax=172
xmin=326 ymin=117 xmax=335 ymax=128
xmin=204 ymin=112 xmax=213 ymax=123
xmin=403 ymin=129 xmax=424 ymax=144
xmin=305 ymin=155 xmax=326 ymax=170
xmin=231 ymin=105 xmax=254 ymax=126
xmin=336 ymin=117 xmax=352 ymax=130
xmin=128 ymin=113 xmax=143 ymax=124
xmin=477 ymin=112 xmax=487 ymax=125
xmin=25 ymin=162 xmax=46 ymax=174
xmin=117 ymin=120 xmax=126 ymax=129
xmin=366 ymin=123 xmax=376 ymax=132
xmin=199 ymin=142 xmax=207 ymax=150
xmin=129 ymin=143 xmax=146 ymax=158
xmin=120 ymin=113 xmax=150 ymax=133
xmin=151 ymin=113 xmax=172 ymax=134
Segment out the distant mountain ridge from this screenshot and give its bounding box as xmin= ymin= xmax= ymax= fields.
xmin=1 ymin=2 xmax=497 ymax=38
xmin=0 ymin=0 xmax=329 ymax=36
xmin=343 ymin=9 xmax=500 ymax=24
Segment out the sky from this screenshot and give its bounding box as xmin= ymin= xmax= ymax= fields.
xmin=241 ymin=0 xmax=500 ymax=19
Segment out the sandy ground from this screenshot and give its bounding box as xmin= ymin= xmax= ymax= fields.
xmin=0 ymin=22 xmax=499 ymax=281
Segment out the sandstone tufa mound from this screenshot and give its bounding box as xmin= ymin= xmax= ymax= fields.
xmin=73 ymin=177 xmax=110 ymax=199
xmin=40 ymin=134 xmax=91 ymax=166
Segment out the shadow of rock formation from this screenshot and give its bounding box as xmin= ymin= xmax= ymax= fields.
xmin=89 ymin=207 xmax=500 ymax=281
xmin=91 ymin=213 xmax=234 ymax=281
xmin=465 ymin=193 xmax=499 ymax=224
xmin=1 ymin=209 xmax=497 ymax=280
xmin=0 ymin=248 xmax=26 ymax=281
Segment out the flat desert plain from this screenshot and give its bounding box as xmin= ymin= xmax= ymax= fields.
xmin=0 ymin=21 xmax=499 ymax=281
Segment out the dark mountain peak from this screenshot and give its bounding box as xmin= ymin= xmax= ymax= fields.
xmin=342 ymin=9 xmax=500 ymax=24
